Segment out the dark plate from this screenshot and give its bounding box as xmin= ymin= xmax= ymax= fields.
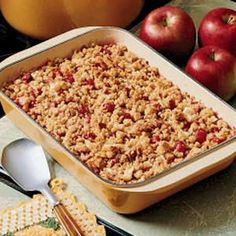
xmin=0 ymin=167 xmax=133 ymax=236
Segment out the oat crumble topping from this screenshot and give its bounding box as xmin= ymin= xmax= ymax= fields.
xmin=2 ymin=43 xmax=235 ymax=184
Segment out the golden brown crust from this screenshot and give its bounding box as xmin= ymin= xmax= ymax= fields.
xmin=2 ymin=44 xmax=235 ymax=184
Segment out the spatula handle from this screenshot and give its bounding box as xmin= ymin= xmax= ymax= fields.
xmin=54 ymin=203 xmax=83 ymax=236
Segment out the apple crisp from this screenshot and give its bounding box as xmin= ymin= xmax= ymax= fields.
xmin=2 ymin=43 xmax=235 ymax=184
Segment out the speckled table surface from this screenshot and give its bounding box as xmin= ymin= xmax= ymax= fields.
xmin=0 ymin=0 xmax=236 ymax=235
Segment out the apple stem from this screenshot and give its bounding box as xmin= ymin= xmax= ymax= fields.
xmin=161 ymin=18 xmax=168 ymax=27
xmin=227 ymin=15 xmax=235 ymax=24
xmin=222 ymin=15 xmax=235 ymax=24
xmin=209 ymin=51 xmax=216 ymax=61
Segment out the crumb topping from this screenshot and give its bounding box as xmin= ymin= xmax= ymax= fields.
xmin=2 ymin=43 xmax=235 ymax=184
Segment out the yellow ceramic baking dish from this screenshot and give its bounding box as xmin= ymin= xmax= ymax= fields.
xmin=0 ymin=27 xmax=236 ymax=214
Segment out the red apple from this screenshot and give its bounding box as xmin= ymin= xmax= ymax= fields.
xmin=198 ymin=8 xmax=236 ymax=56
xmin=185 ymin=45 xmax=236 ymax=101
xmin=139 ymin=6 xmax=196 ymax=63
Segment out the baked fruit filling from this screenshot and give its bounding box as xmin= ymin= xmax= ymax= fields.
xmin=2 ymin=43 xmax=235 ymax=184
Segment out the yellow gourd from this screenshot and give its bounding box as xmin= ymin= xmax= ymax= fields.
xmin=0 ymin=0 xmax=143 ymax=39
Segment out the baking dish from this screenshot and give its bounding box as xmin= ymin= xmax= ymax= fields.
xmin=0 ymin=27 xmax=236 ymax=214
